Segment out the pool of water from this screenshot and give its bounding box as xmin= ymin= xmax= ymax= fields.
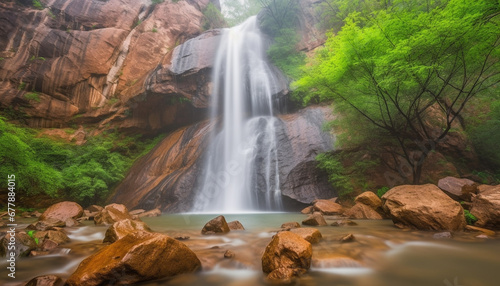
xmin=1 ymin=213 xmax=499 ymax=286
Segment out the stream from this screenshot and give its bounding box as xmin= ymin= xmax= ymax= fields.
xmin=1 ymin=213 xmax=499 ymax=285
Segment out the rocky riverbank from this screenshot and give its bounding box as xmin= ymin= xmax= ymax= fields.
xmin=1 ymin=178 xmax=499 ymax=285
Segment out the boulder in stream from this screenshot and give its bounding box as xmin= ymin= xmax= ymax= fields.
xmin=103 ymin=219 xmax=152 ymax=243
xmin=94 ymin=204 xmax=133 ymax=225
xmin=382 ymin=184 xmax=466 ymax=231
xmin=201 ymin=215 xmax=230 ymax=235
xmin=39 ymin=201 xmax=83 ymax=222
xmin=66 ymin=231 xmax=201 ymax=285
xmin=262 ymin=231 xmax=312 ymax=281
xmin=313 ymin=199 xmax=343 ymax=215
xmin=227 ymin=220 xmax=245 ymax=231
xmin=302 ymin=212 xmax=327 ymax=226
xmin=470 ymin=186 xmax=500 ymax=229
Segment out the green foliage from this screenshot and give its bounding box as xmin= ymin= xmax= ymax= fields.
xmin=152 ymin=0 xmax=165 ymax=4
xmin=259 ymin=0 xmax=299 ymax=36
xmin=152 ymin=27 xmax=158 ymax=33
xmin=469 ymin=100 xmax=500 ymax=172
xmin=24 ymin=92 xmax=40 ymax=102
xmin=26 ymin=230 xmax=39 ymax=244
xmin=316 ymin=153 xmax=353 ymax=198
xmin=267 ymin=28 xmax=305 ymax=79
xmin=377 ymin=186 xmax=390 ymax=198
xmin=18 ymin=81 xmax=26 ymax=90
xmin=0 ymin=118 xmax=63 ymax=197
xmin=464 ymin=210 xmax=478 ymax=225
xmin=32 ymin=0 xmax=43 ymax=10
xmin=0 ymin=117 xmax=163 ymax=206
xmin=295 ymin=0 xmax=500 ymax=183
xmin=202 ymin=3 xmax=226 ymax=30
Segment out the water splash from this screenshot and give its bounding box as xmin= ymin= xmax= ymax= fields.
xmin=192 ymin=16 xmax=283 ymax=212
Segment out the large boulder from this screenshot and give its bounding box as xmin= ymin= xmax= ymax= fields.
xmin=344 ymin=203 xmax=383 ymax=220
xmin=27 ymin=218 xmax=66 ymax=231
xmin=438 ymin=176 xmax=477 ymax=201
xmin=470 ymin=186 xmax=500 ymax=229
xmin=201 ymin=215 xmax=230 ymax=235
xmin=262 ymin=231 xmax=312 ymax=280
xmin=39 ymin=202 xmax=83 ymax=222
xmin=66 ymin=231 xmax=201 ymax=285
xmin=33 ymin=230 xmax=70 ymax=245
xmin=103 ymin=219 xmax=152 ymax=243
xmin=94 ymin=204 xmax=133 ymax=225
xmin=313 ymin=200 xmax=343 ymax=215
xmin=382 ymin=184 xmax=466 ymax=231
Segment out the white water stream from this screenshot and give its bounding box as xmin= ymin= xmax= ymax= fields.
xmin=192 ymin=16 xmax=283 ymax=212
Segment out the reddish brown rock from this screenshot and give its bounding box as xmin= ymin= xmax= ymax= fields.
xmin=87 ymin=205 xmax=104 ymax=213
xmin=344 ymin=203 xmax=383 ymax=220
xmin=281 ymin=222 xmax=301 ymax=229
xmin=331 ymin=220 xmax=358 ymax=227
xmin=224 ymin=250 xmax=235 ymax=259
xmin=39 ymin=202 xmax=83 ymax=222
xmin=354 ymin=192 xmax=383 ymax=209
xmin=227 ymin=220 xmax=245 ymax=231
xmin=289 ymin=228 xmax=322 ymax=244
xmin=201 ymin=215 xmax=230 ymax=235
xmin=470 ymin=186 xmax=500 ymax=229
xmin=138 ymin=208 xmax=162 ymax=218
xmin=438 ymin=176 xmax=477 ymax=201
xmin=66 ymin=231 xmax=201 ymax=285
xmin=94 ymin=204 xmax=132 ymax=225
xmin=0 ymin=232 xmax=36 ymax=257
xmin=34 ymin=230 xmax=70 ymax=245
xmin=302 ymin=212 xmax=327 ymax=226
xmin=40 ymin=239 xmax=59 ymax=252
xmin=382 ymin=184 xmax=466 ymax=231
xmin=103 ymin=219 xmax=152 ymax=243
xmin=313 ymin=200 xmax=343 ymax=215
xmin=27 ymin=219 xmax=66 ymax=231
xmin=25 ymin=274 xmax=64 ymax=286
xmin=301 ymin=206 xmax=313 ymax=214
xmin=262 ymin=231 xmax=312 ymax=279
xmin=340 ymin=233 xmax=356 ymax=243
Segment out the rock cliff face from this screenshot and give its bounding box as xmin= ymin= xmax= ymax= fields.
xmin=0 ymin=0 xmax=217 ymax=133
xmin=111 ymin=106 xmax=336 ymax=212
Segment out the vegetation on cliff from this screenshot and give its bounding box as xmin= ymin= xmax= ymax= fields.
xmin=0 ymin=117 xmax=162 ymax=206
xmin=291 ymin=0 xmax=500 ymax=196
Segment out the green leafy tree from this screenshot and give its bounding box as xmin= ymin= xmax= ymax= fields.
xmin=222 ymin=0 xmax=262 ymax=26
xmin=296 ymin=0 xmax=500 ymax=184
xmin=202 ymin=3 xmax=227 ymax=30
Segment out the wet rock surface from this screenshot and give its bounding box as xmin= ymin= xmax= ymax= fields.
xmin=382 ymin=184 xmax=466 ymax=231
xmin=201 ymin=215 xmax=230 ymax=235
xmin=470 ymin=186 xmax=500 ymax=229
xmin=66 ymin=231 xmax=201 ymax=286
xmin=94 ymin=204 xmax=133 ymax=225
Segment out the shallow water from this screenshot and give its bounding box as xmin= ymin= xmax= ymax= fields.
xmin=1 ymin=213 xmax=499 ymax=286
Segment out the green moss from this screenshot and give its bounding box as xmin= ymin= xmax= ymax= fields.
xmin=24 ymin=92 xmax=40 ymax=102
xmin=32 ymin=0 xmax=43 ymax=10
xmin=377 ymin=186 xmax=390 ymax=198
xmin=464 ymin=210 xmax=478 ymax=225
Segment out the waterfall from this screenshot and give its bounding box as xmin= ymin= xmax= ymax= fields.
xmin=192 ymin=16 xmax=283 ymax=213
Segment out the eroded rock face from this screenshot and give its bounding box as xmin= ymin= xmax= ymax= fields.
xmin=39 ymin=201 xmax=83 ymax=222
xmin=354 ymin=192 xmax=382 ymax=209
xmin=111 ymin=106 xmax=336 ymax=212
xmin=289 ymin=228 xmax=322 ymax=244
xmin=66 ymin=231 xmax=201 ymax=285
xmin=0 ymin=0 xmax=215 ymax=133
xmin=382 ymin=184 xmax=466 ymax=231
xmin=470 ymin=186 xmax=500 ymax=229
xmin=262 ymin=231 xmax=312 ymax=280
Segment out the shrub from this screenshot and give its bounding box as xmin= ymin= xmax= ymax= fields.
xmin=377 ymin=186 xmax=390 ymax=198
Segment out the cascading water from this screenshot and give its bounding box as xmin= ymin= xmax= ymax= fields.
xmin=192 ymin=16 xmax=284 ymax=213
